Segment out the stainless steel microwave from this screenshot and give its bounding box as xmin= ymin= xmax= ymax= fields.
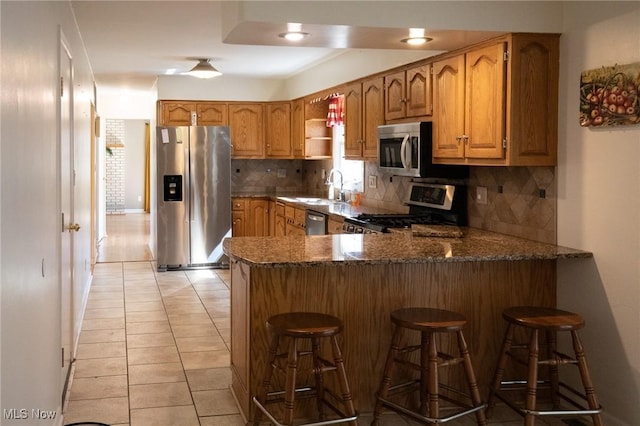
xmin=378 ymin=122 xmax=468 ymax=179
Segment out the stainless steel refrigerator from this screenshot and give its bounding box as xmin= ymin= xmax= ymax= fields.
xmin=156 ymin=126 xmax=231 ymax=270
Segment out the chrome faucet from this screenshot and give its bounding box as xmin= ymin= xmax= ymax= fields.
xmin=326 ymin=169 xmax=344 ymax=201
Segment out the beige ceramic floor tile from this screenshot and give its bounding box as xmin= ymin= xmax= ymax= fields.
xmin=128 ymin=362 xmax=186 ymax=385
xmin=127 ymin=320 xmax=172 ymax=335
xmin=211 ymin=317 xmax=229 ymax=329
xmin=175 ymin=335 xmax=227 ymax=353
xmin=128 ymin=346 xmax=180 ymax=365
xmin=69 ymin=375 xmax=128 ymax=400
xmin=79 ymin=328 xmax=126 ymax=344
xmin=198 ymin=414 xmax=246 ymax=426
xmin=86 ymin=298 xmax=125 ymax=309
xmin=180 ymin=350 xmax=229 ymax=370
xmin=168 ymin=313 xmax=214 ymax=326
xmin=84 ymin=307 xmax=125 ymax=320
xmin=129 ymin=382 xmax=193 ymax=409
xmin=91 ymin=284 xmax=124 ymax=292
xmin=82 ymin=317 xmax=125 ymax=331
xmin=130 ymin=405 xmax=200 ymax=426
xmin=73 ymin=357 xmax=127 ymax=378
xmin=125 ymin=301 xmax=165 ymax=312
xmin=64 ymin=397 xmax=129 ymax=425
xmin=126 ymin=310 xmax=169 ymax=322
xmin=125 ymin=293 xmax=163 ymax=303
xmin=170 ymin=324 xmax=218 ymax=338
xmin=185 ymin=367 xmax=232 ymax=391
xmin=88 ymin=291 xmax=124 ymax=301
xmin=164 ymin=303 xmax=208 ymax=315
xmin=127 ymin=332 xmax=175 ymax=348
xmin=192 ymin=389 xmax=239 ymax=416
xmin=76 ymin=341 xmax=127 ymax=359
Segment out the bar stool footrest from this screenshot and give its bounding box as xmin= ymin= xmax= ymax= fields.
xmin=376 ymin=395 xmax=486 ymax=424
xmin=254 ymin=392 xmax=358 ymax=426
xmin=493 ymin=381 xmax=603 ymax=417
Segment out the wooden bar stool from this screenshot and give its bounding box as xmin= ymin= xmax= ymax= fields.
xmin=372 ymin=308 xmax=487 ymax=425
xmin=487 ymin=306 xmax=603 ymax=425
xmin=252 ymin=312 xmax=357 ymax=426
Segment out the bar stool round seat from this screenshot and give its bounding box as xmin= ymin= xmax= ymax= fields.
xmin=372 ymin=307 xmax=487 ymax=425
xmin=487 ymin=306 xmax=603 ymax=426
xmin=253 ymin=312 xmax=357 ymax=426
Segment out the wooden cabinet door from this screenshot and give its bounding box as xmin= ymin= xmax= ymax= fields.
xmin=432 ymin=55 xmax=466 ymax=159
xmin=406 ymin=65 xmax=432 ymax=117
xmin=197 ymin=103 xmax=227 ymax=126
xmin=229 ymin=104 xmax=263 ymax=158
xmin=275 ymin=215 xmax=286 ymax=236
xmin=161 ymin=102 xmax=195 ymax=126
xmin=465 ymin=43 xmax=506 ymax=160
xmin=362 ymin=77 xmax=384 ymax=159
xmin=384 ymin=70 xmax=405 ymax=121
xmin=265 ymin=103 xmax=291 ymax=158
xmin=232 ymin=211 xmax=245 ymax=236
xmin=291 ymin=99 xmax=305 ymax=158
xmin=508 ymin=34 xmax=559 ymax=166
xmin=327 ymin=218 xmax=344 ymax=234
xmin=247 ymin=199 xmax=269 ymax=236
xmin=344 ymin=82 xmax=363 ymax=158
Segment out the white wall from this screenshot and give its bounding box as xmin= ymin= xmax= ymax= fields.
xmin=1 ymin=1 xmax=94 ymax=423
xmin=557 ymin=3 xmax=640 ymax=425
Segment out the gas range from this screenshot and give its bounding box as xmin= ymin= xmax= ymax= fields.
xmin=343 ymin=183 xmax=467 ymax=234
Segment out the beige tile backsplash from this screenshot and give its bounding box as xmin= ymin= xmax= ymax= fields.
xmin=232 ymin=159 xmax=556 ymax=244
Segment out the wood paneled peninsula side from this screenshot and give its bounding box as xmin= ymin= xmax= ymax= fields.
xmin=223 ymin=230 xmax=591 ymax=420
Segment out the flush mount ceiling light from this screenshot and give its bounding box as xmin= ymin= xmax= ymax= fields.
xmin=186 ymin=59 xmax=222 ymax=79
xmin=401 ymin=27 xmax=432 ymax=46
xmin=278 ymin=22 xmax=310 ymax=42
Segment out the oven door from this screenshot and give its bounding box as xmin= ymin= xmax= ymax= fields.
xmin=378 ymin=126 xmax=420 ymax=177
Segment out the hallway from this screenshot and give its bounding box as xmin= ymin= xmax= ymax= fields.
xmin=63 ymin=213 xmax=243 ymax=425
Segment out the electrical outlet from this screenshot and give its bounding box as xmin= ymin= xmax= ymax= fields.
xmin=476 ymin=186 xmax=488 ymax=205
xmin=368 ymin=175 xmax=377 ymax=189
xmin=277 ymin=169 xmax=286 ymax=178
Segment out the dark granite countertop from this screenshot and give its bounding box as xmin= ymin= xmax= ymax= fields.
xmin=223 ymin=227 xmax=592 ymax=268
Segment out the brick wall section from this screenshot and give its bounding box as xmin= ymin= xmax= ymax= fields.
xmin=106 ymin=119 xmax=125 ymax=214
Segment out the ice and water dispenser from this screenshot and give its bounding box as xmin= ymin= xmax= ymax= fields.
xmin=163 ymin=175 xmax=183 ymax=202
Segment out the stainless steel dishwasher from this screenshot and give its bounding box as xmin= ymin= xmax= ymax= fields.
xmin=305 ymin=210 xmax=327 ymax=235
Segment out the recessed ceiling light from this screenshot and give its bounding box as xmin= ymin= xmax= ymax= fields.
xmin=401 ymin=27 xmax=432 ymax=46
xmin=401 ymin=36 xmax=432 ymax=46
xmin=279 ymin=22 xmax=310 ymax=42
xmin=279 ymin=31 xmax=310 ymax=42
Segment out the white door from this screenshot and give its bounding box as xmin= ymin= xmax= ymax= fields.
xmin=59 ymin=35 xmax=75 ymax=402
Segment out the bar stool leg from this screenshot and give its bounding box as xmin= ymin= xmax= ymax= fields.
xmin=283 ymin=338 xmax=299 ymax=425
xmin=372 ymin=327 xmax=403 ymax=425
xmin=254 ymin=334 xmax=281 ymax=426
xmin=427 ymin=332 xmax=439 ymax=419
xmin=525 ymin=330 xmax=540 ymax=426
xmin=546 ymin=330 xmax=561 ymax=409
xmin=571 ymin=331 xmax=603 ymax=426
xmin=311 ymin=337 xmax=326 ymax=420
xmin=329 ymin=335 xmax=357 ymax=425
xmin=457 ymin=330 xmax=487 ymax=426
xmin=419 ymin=331 xmax=429 ymax=417
xmin=486 ymin=323 xmax=515 ymax=417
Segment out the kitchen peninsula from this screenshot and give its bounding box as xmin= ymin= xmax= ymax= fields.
xmin=222 ymin=230 xmax=591 ymax=420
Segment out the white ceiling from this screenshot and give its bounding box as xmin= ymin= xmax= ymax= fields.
xmin=70 ymin=1 xmax=507 ymax=92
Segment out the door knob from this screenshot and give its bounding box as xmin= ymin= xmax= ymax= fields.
xmin=66 ymin=223 xmax=81 ymax=232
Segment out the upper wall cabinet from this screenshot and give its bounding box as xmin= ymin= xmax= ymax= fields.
xmin=291 ymin=99 xmax=305 ymax=159
xmin=158 ymin=101 xmax=227 ymax=126
xmin=265 ymin=102 xmax=292 ymax=158
xmin=384 ymin=65 xmax=432 ymax=121
xmin=432 ymin=33 xmax=559 ymax=166
xmin=229 ymin=103 xmax=264 ymax=158
xmin=344 ymin=77 xmax=384 ymax=159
